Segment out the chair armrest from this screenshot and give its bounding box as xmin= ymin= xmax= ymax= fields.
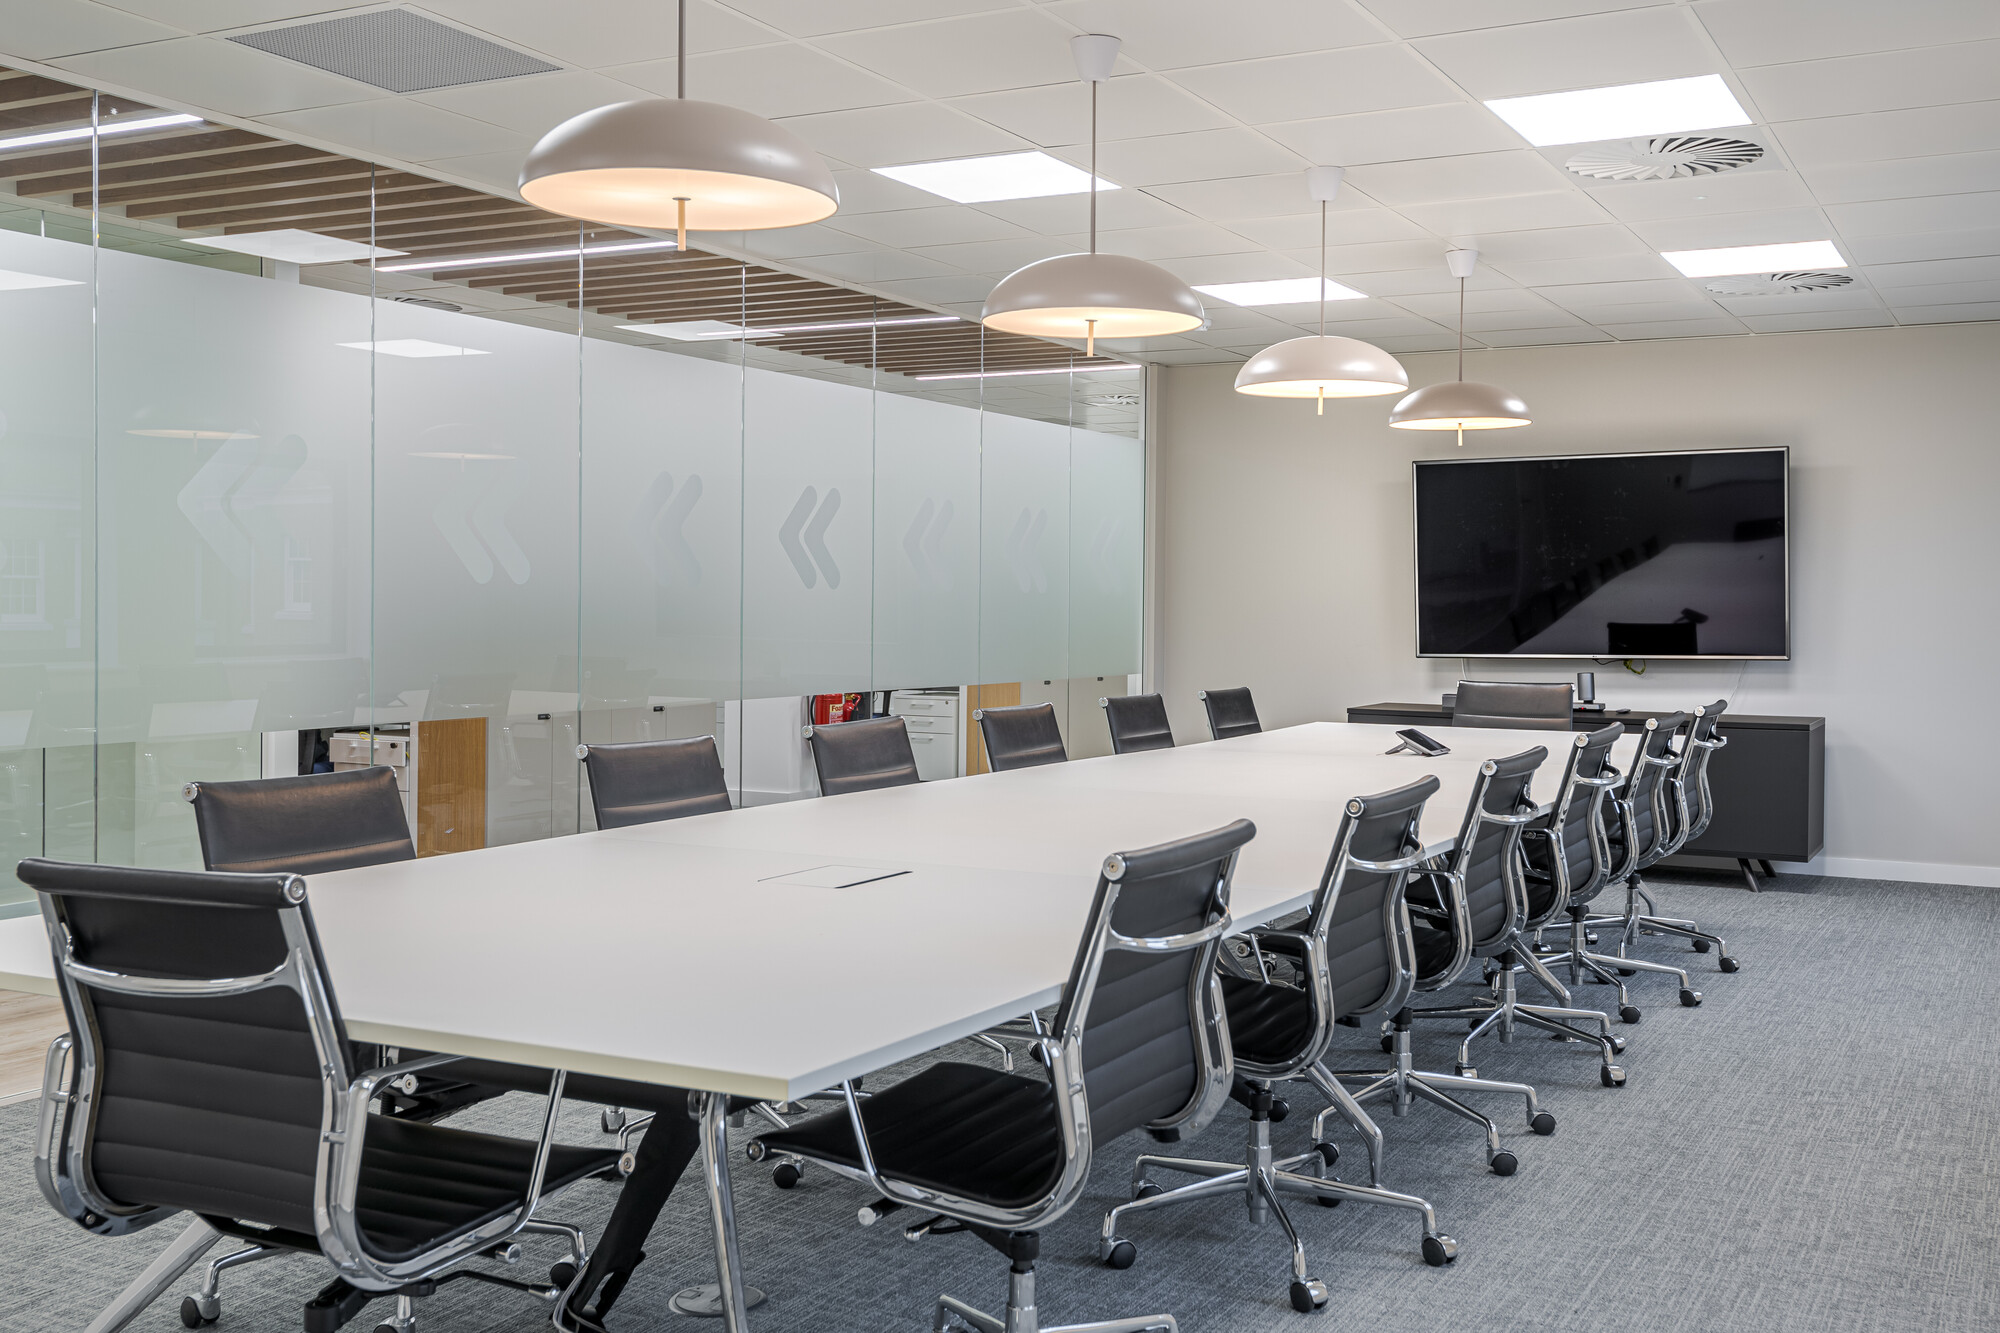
xmin=1247 ymin=929 xmax=1311 ymax=960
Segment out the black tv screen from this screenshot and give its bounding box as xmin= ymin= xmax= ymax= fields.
xmin=1413 ymin=448 xmax=1788 ymax=660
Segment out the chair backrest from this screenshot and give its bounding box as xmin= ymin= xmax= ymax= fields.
xmin=807 ymin=716 xmax=921 ymax=797
xmin=1662 ymin=700 xmax=1728 ymax=851
xmin=20 ymin=858 xmax=349 ymax=1241
xmin=976 ymin=702 xmax=1067 ymax=773
xmin=1198 ymin=687 xmax=1261 ymax=741
xmin=187 ymin=768 xmax=414 ymax=875
xmin=1610 ymin=712 xmax=1687 ymax=877
xmin=1523 ymin=724 xmax=1623 ymax=922
xmin=1431 ymin=746 xmax=1546 ymax=967
xmin=1452 ymin=680 xmax=1574 ymax=730
xmin=578 ymin=735 xmax=731 ymax=829
xmin=1100 ymin=693 xmax=1175 ymax=754
xmin=1301 ymin=776 xmax=1439 ymax=1032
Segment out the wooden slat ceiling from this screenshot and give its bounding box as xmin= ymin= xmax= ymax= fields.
xmin=0 ymin=69 xmax=1128 ymax=379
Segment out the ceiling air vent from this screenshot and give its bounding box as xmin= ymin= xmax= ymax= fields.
xmin=229 ymin=8 xmax=558 ymax=94
xmin=1703 ymin=272 xmax=1855 ymax=296
xmin=1091 ymin=393 xmax=1141 ymax=406
xmin=1565 ymin=135 xmax=1764 ymax=182
xmin=389 ymin=294 xmax=465 ymax=312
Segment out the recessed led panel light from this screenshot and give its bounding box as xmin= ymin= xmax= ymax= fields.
xmin=1192 ymin=277 xmax=1367 ymax=307
xmin=338 ymin=339 xmax=491 ymax=358
xmin=376 ymin=239 xmax=676 ymax=273
xmin=913 ymin=363 xmax=1139 ymax=381
xmin=1661 ymin=240 xmax=1845 ymax=277
xmin=1486 ymin=75 xmax=1751 ymax=148
xmin=873 ymin=151 xmax=1118 ymax=205
xmin=0 ymin=112 xmax=201 ymax=154
xmin=617 ymin=320 xmax=784 ymax=341
xmin=0 ymin=269 xmax=84 ymax=291
xmin=190 ymin=229 xmax=407 ymax=264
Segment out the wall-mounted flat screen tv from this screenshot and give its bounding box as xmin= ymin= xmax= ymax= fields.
xmin=1413 ymin=447 xmax=1788 ymax=660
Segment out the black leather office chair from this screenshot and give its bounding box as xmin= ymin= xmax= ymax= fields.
xmin=21 ymin=857 xmax=616 ymax=1333
xmin=748 ymin=820 xmax=1253 ymax=1325
xmin=1321 ymin=748 xmax=1560 ymax=1174
xmin=1198 ymin=688 xmax=1261 ymax=741
xmin=1451 ymin=681 xmax=1574 ymax=730
xmin=1100 ymin=778 xmax=1458 ymax=1300
xmin=577 ymin=736 xmax=731 ymax=829
xmin=188 ymin=766 xmax=415 ymax=875
xmin=976 ymin=703 xmax=1067 ymax=772
xmin=1611 ymin=701 xmax=1739 ymax=964
xmin=807 ymin=716 xmax=921 ymax=796
xmin=1418 ymin=727 xmax=1628 ymax=1086
xmin=1100 ymin=693 xmax=1175 ymax=754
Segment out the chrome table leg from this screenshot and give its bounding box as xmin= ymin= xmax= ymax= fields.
xmin=686 ymin=1091 xmax=763 ymax=1329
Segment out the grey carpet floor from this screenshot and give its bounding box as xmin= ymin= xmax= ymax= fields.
xmin=5 ymin=871 xmax=1998 ymax=1333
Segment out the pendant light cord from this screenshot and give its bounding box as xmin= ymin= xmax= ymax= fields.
xmin=1318 ymin=201 xmax=1327 ymax=338
xmin=1088 ymin=79 xmax=1098 ymax=254
xmin=677 ymin=0 xmax=686 ymax=98
xmin=1456 ymin=276 xmax=1465 ymax=382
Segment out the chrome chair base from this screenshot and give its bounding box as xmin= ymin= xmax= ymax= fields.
xmin=1098 ymin=1083 xmax=1453 ymax=1309
xmin=1323 ymin=1018 xmax=1554 ymax=1175
xmin=935 ymin=1237 xmax=1178 ymax=1333
xmin=1415 ymin=950 xmax=1627 ymax=1087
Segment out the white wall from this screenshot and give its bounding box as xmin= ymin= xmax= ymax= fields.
xmin=1153 ymin=322 xmax=2000 ymax=887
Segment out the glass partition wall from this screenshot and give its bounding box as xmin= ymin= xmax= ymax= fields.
xmin=0 ymin=87 xmax=1146 ymax=910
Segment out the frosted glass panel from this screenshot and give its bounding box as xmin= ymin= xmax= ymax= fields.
xmin=871 ymin=391 xmax=979 ymax=689
xmin=742 ymin=367 xmax=873 ymax=698
xmin=979 ymin=411 xmax=1071 ymax=685
xmin=1068 ymin=427 xmax=1145 ymax=678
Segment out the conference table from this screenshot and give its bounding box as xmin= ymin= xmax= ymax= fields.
xmin=0 ymin=721 xmax=1634 ymax=1333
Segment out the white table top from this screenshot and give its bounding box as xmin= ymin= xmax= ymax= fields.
xmin=0 ymin=721 xmax=1630 ymax=1101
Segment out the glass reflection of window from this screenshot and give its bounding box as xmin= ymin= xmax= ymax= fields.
xmin=278 ymin=537 xmax=312 ymax=620
xmin=0 ymin=540 xmax=46 ymax=626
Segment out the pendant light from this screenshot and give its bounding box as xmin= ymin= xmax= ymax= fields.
xmin=519 ymin=0 xmax=837 ymax=246
xmin=1388 ymin=248 xmax=1530 ymax=444
xmin=1234 ymin=166 xmax=1408 ymax=411
xmin=982 ymin=35 xmax=1204 ymax=356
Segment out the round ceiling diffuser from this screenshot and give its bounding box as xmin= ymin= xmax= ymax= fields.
xmin=1703 ymin=271 xmax=1856 ymax=296
xmin=1564 ymin=134 xmax=1765 ymax=181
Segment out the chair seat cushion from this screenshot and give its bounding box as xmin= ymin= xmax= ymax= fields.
xmin=354 ymin=1115 xmax=619 ymax=1262
xmin=750 ymin=1062 xmax=1061 ymax=1211
xmin=1218 ymin=974 xmax=1314 ymax=1067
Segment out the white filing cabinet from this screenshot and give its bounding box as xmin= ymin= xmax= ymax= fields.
xmin=887 ymin=688 xmax=961 ymax=782
xmin=329 ymin=728 xmax=418 ymax=826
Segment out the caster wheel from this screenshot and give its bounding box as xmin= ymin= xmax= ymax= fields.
xmin=1422 ymin=1234 xmax=1458 ymax=1267
xmin=771 ymin=1161 xmax=802 ymax=1189
xmin=600 ymin=1108 xmax=626 ymax=1135
xmin=1619 ymin=1005 xmax=1642 ymax=1024
xmin=1468 ymin=1018 xmax=1483 ymax=1031
xmin=1270 ymin=1096 xmax=1290 ymax=1123
xmin=550 ymin=1261 xmax=578 ymax=1289
xmin=1380 ymin=1033 xmax=1394 ymax=1054
xmin=1313 ymin=1141 xmax=1339 ymax=1168
xmin=1601 ymin=1065 xmax=1626 ymax=1088
xmin=1531 ymin=1111 xmax=1557 ymax=1136
xmin=618 ymin=1150 xmax=637 ymax=1176
xmin=1134 ymin=1182 xmax=1164 ymax=1200
xmin=1489 ymin=1151 xmax=1518 ymax=1176
xmin=1680 ymin=988 xmax=1703 ymax=1008
xmin=1609 ymin=1036 xmax=1628 ymax=1055
xmin=179 ymin=1297 xmax=217 ymax=1328
xmin=1103 ymin=1239 xmax=1136 ymax=1271
xmin=1289 ymin=1279 xmax=1329 ymax=1313
xmin=1617 ymin=967 xmax=1636 ymax=978
xmin=1315 ymin=1190 xmax=1341 ymax=1208
xmin=1692 ymin=938 xmax=1711 ymax=953
xmin=1719 ymin=957 xmax=1741 ymax=973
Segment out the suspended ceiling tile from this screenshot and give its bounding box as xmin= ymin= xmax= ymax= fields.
xmin=719 ymin=0 xmax=1015 ymax=39
xmin=1708 ymin=287 xmax=1886 ymax=315
xmin=1156 ymin=252 xmax=1317 ymax=285
xmin=1867 ymin=277 xmax=2000 ymax=306
xmin=1583 ymin=170 xmax=1817 ymax=224
xmin=1864 ymin=255 xmax=2000 ymax=288
xmin=1478 ymin=325 xmax=1616 ymax=345
xmin=1317 ymin=238 xmax=1460 ymax=273
xmin=1261 ymin=102 xmax=1523 ymax=167
xmin=265 ymin=97 xmax=528 ymax=162
xmin=826 ymin=205 xmax=1032 ymax=248
xmin=1356 ymin=0 xmax=1672 ymax=41
xmin=778 ymin=102 xmax=1028 ymax=167
xmin=1092 ymin=221 xmax=1262 ymax=260
xmin=862 ymin=275 xmax=996 ymax=304
xmin=948 ymin=75 xmax=1230 ymax=147
xmin=818 ymin=10 xmax=1084 ymax=100
xmin=1224 ymin=208 xmax=1430 ymax=250
xmin=822 ymin=167 xmax=944 ymax=214
xmin=1843 ymin=227 xmax=2000 ymax=265
xmin=1141 ymin=348 xmax=1237 ymax=363
xmin=975 ymin=188 xmax=1184 ymax=234
xmin=1692 ymin=0 xmax=2000 ymax=68
xmin=1411 ymin=7 xmax=1718 ymax=101
xmin=1565 ymin=300 xmax=1724 ymax=324
xmin=902 ymin=235 xmax=1077 ymax=273
xmin=414 ymin=69 xmax=649 ymax=135
xmin=1391 ymin=288 xmax=1559 ymax=318
xmin=1341 ymin=267 xmax=1512 ymax=297
xmin=1348 ymin=151 xmax=1575 ymax=207
xmin=1470 ymin=224 xmax=1652 ymax=262
xmin=1368 ymin=332 xmax=1463 ymax=351
xmin=615 ymin=43 xmax=916 ymax=119
xmin=1169 ymin=45 xmax=1459 ymax=125
xmin=56 ymin=34 xmax=375 ymax=116
xmin=1738 ymin=310 xmax=1895 ymax=333
xmin=97 ymin=1 xmax=335 ymax=30
xmin=1599 ymin=316 xmax=1747 ymax=338
xmin=716 ymin=222 xmax=871 ymax=260
xmin=800 ymin=248 xmax=958 ymax=283
xmin=1538 ymin=277 xmax=1703 ymax=306
xmin=1626 ymin=206 xmax=1834 ymax=250
xmin=1457 ymin=309 xmax=1598 ymax=332
xmin=1040 ymin=0 xmax=1389 ymax=70
xmin=1484 ymin=252 xmax=1680 ymax=285
xmin=1803 ymin=151 xmax=2000 ymax=206
xmin=1826 ymin=191 xmax=2000 ymax=239
xmin=419 ymin=0 xmax=779 ymax=67
xmin=1144 ymin=173 xmax=1381 ymax=222
xmin=420 ymin=148 xmax=540 ymax=193
xmin=3 ymin=0 xmax=183 ymax=58
xmin=1089 ymin=128 xmax=1302 ymax=187
xmin=1768 ymin=102 xmax=2000 ymax=170
xmin=1888 ymin=301 xmax=2000 ymax=323
xmin=1740 ymin=40 xmax=2000 ymax=121
xmin=1398 ymin=190 xmax=1612 ymax=235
